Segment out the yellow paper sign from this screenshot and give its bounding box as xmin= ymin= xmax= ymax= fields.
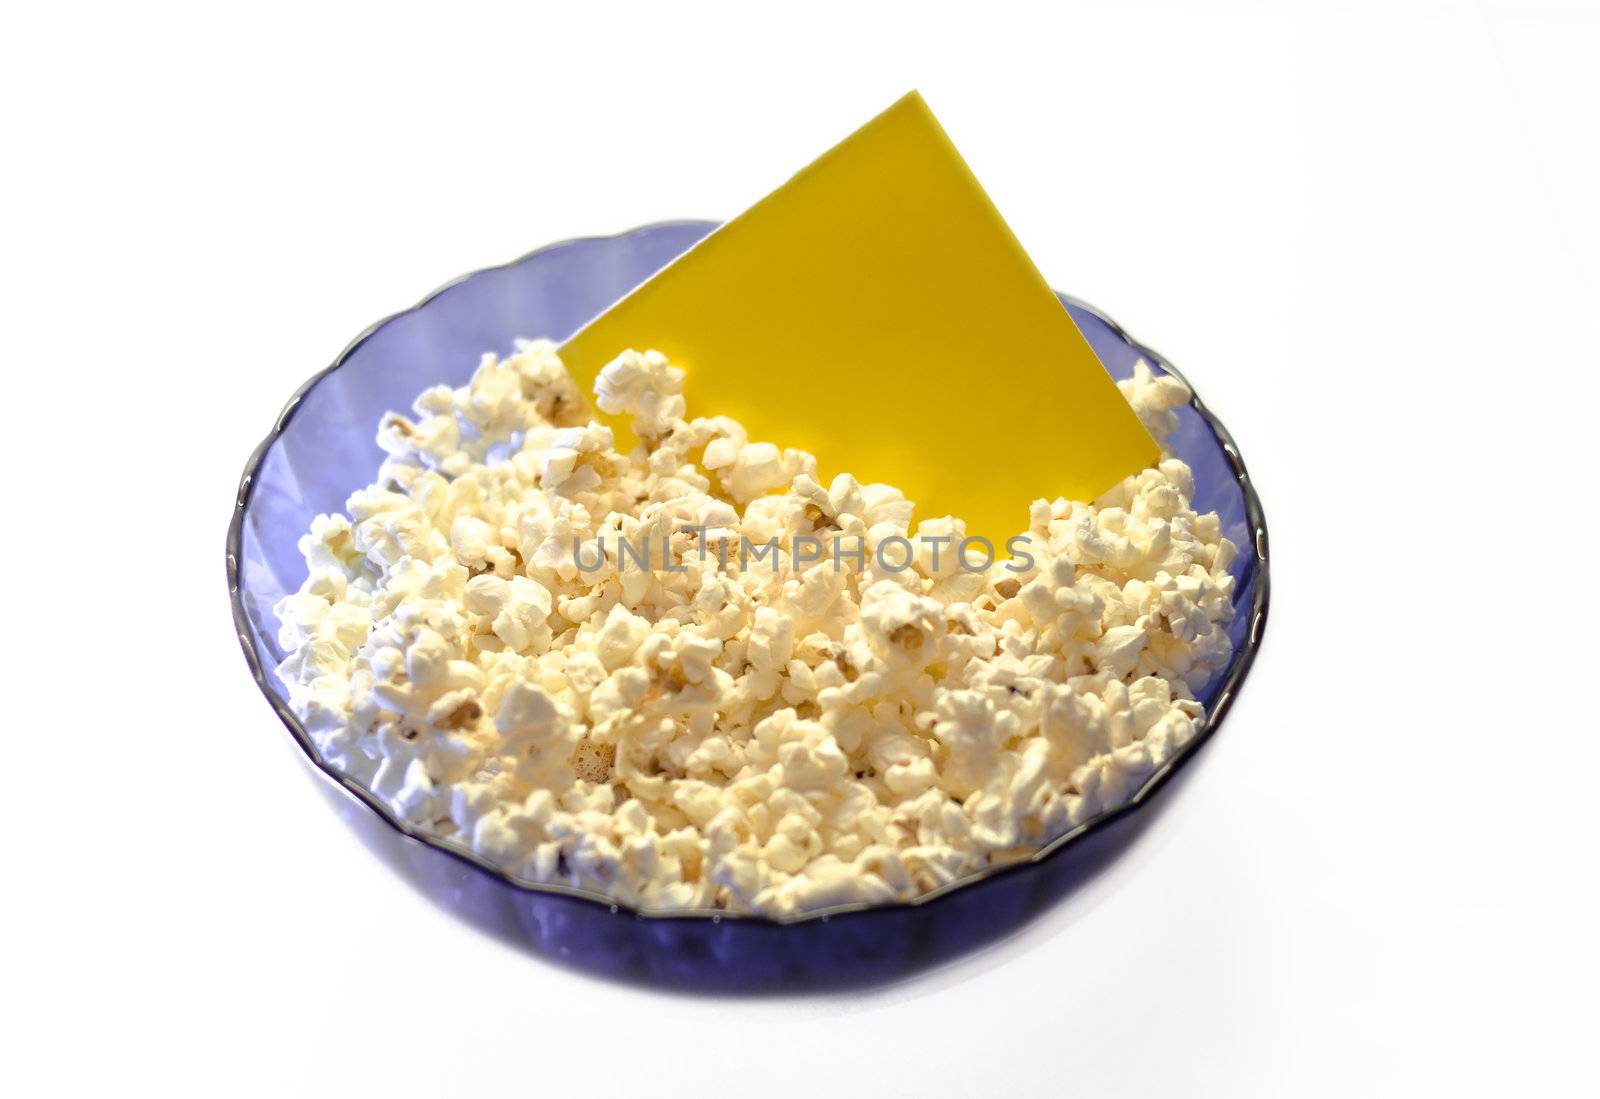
xmin=562 ymin=91 xmax=1158 ymax=542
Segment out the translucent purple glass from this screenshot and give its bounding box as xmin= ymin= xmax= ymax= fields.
xmin=228 ymin=221 xmax=1269 ymax=992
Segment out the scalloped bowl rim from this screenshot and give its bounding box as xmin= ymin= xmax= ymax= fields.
xmin=226 ymin=219 xmax=1271 ymax=927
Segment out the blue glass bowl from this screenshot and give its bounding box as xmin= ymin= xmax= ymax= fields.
xmin=227 ymin=221 xmax=1269 ymax=992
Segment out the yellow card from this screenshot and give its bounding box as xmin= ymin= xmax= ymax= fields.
xmin=561 ymin=91 xmax=1158 ymax=542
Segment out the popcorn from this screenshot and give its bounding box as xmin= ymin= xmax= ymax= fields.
xmin=274 ymin=343 xmax=1236 ymax=916
xmin=1118 ymin=358 xmax=1192 ymax=440
xmin=594 ymin=349 xmax=685 ymax=440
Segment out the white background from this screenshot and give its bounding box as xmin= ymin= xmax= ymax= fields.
xmin=6 ymin=1 xmax=1597 ymax=1094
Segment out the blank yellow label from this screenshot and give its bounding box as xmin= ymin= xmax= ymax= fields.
xmin=561 ymin=90 xmax=1158 ymax=543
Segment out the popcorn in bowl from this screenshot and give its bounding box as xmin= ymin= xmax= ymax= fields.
xmin=273 ymin=342 xmax=1235 ymax=917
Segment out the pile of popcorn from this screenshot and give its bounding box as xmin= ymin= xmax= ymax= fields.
xmin=274 ymin=341 xmax=1236 ymax=916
